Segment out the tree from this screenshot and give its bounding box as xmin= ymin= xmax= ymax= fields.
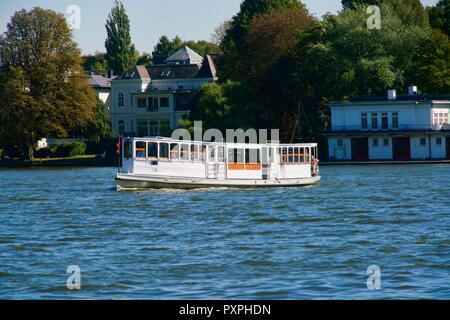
xmin=405 ymin=29 xmax=450 ymax=93
xmin=218 ymin=0 xmax=305 ymax=80
xmin=211 ymin=20 xmax=231 ymax=45
xmin=151 ymin=36 xmax=219 ymax=63
xmin=341 ymin=0 xmax=429 ymax=28
xmin=428 ymin=0 xmax=450 ymax=37
xmin=80 ymin=98 xmax=113 ymax=144
xmin=0 ymin=8 xmax=96 ymax=159
xmin=182 ymin=40 xmax=219 ymax=56
xmin=189 ymin=81 xmax=252 ymax=132
xmin=105 ymin=0 xmax=137 ymax=75
xmin=152 ymin=35 xmax=182 ymax=64
xmin=240 ymin=8 xmax=316 ymax=139
xmin=136 ymin=52 xmax=153 ymax=66
xmin=82 ymin=52 xmax=108 ymax=73
xmin=301 ymin=3 xmax=430 ymax=99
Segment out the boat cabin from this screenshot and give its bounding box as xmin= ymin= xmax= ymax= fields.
xmin=120 ymin=137 xmax=319 ymax=181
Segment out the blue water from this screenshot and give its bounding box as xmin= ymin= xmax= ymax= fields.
xmin=0 ymin=165 xmax=449 ymax=299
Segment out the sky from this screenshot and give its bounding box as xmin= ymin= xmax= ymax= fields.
xmin=0 ymin=0 xmax=440 ymax=55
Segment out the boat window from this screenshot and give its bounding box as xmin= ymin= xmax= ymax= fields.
xmin=280 ymin=147 xmax=288 ymax=164
xmin=245 ymin=149 xmax=260 ymax=164
xmin=124 ymin=141 xmax=132 ymax=159
xmin=191 ymin=145 xmax=200 ymax=162
xmin=147 ymin=142 xmax=158 ymax=159
xmin=217 ymin=146 xmax=225 ymax=162
xmin=180 ymin=144 xmax=189 ymax=161
xmin=230 ymin=149 xmax=244 ymax=163
xmin=305 ymin=147 xmax=310 ymax=162
xmin=208 ymin=146 xmax=216 ymax=162
xmin=288 ymin=147 xmax=294 ymax=163
xmin=135 ymin=141 xmax=146 ymax=159
xmin=294 ymin=147 xmax=299 ymax=163
xmin=200 ymin=145 xmax=207 ymax=162
xmin=300 ymin=147 xmax=305 ymax=163
xmin=170 ymin=143 xmax=179 ymax=160
xmin=159 ymin=143 xmax=169 ymax=159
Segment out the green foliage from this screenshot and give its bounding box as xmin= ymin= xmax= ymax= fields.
xmin=428 ymin=0 xmax=450 ymax=37
xmin=341 ymin=0 xmax=429 ymax=28
xmin=405 ymin=29 xmax=450 ymax=93
xmin=181 ymin=40 xmax=219 ymax=56
xmin=189 ymin=81 xmax=252 ymax=132
xmin=302 ymin=4 xmax=429 ymax=98
xmin=152 ymin=36 xmax=182 ymax=64
xmin=82 ymin=52 xmax=108 ymax=73
xmin=80 ymin=98 xmax=113 ymax=144
xmin=218 ymin=0 xmax=306 ymax=80
xmin=0 ymin=7 xmax=96 ymax=159
xmin=152 ymin=36 xmax=219 ymax=64
xmin=54 ymin=142 xmax=86 ymax=157
xmin=136 ymin=52 xmax=153 ymax=66
xmin=105 ymin=0 xmax=137 ymax=75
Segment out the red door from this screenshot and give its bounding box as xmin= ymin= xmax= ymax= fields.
xmin=393 ymin=137 xmax=411 ymax=161
xmin=351 ymin=138 xmax=369 ymax=161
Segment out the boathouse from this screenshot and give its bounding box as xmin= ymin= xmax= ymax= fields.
xmin=326 ymin=87 xmax=450 ymax=161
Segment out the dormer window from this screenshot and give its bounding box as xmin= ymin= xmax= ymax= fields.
xmin=161 ymin=70 xmax=172 ymax=78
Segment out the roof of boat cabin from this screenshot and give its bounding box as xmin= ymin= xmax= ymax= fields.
xmin=125 ymin=137 xmax=318 ymax=148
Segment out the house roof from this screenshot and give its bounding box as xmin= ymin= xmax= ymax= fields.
xmin=116 ymin=54 xmax=218 ymax=81
xmin=165 ymin=46 xmax=204 ymax=65
xmin=349 ymin=94 xmax=450 ymax=102
xmin=197 ymin=55 xmax=218 ymax=78
xmin=330 ymin=94 xmax=450 ymax=106
xmin=88 ymin=74 xmax=116 ymax=88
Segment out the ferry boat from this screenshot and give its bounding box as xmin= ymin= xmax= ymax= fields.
xmin=116 ymin=137 xmax=320 ymax=190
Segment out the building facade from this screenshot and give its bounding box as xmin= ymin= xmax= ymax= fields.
xmin=326 ymin=87 xmax=450 ymax=161
xmin=88 ymin=73 xmax=116 ymax=112
xmin=110 ymin=46 xmax=218 ymax=137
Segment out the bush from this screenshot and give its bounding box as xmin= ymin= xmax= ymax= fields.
xmin=34 ymin=148 xmax=53 ymax=158
xmin=54 ymin=142 xmax=86 ymax=157
xmin=68 ymin=141 xmax=86 ymax=156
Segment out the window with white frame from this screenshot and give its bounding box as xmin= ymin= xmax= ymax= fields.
xmin=433 ymin=112 xmax=449 ymax=126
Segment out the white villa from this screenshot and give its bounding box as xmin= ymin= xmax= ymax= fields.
xmin=326 ymin=87 xmax=450 ymax=161
xmin=88 ymin=73 xmax=116 ymax=112
xmin=110 ymin=46 xmax=218 ymax=137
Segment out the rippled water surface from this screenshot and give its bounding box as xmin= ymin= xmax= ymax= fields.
xmin=0 ymin=165 xmax=449 ymax=299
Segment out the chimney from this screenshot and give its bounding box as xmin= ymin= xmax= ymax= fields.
xmin=388 ymin=89 xmax=397 ymax=100
xmin=408 ymin=85 xmax=417 ymax=96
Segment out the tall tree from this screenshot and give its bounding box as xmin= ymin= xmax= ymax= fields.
xmin=105 ymin=0 xmax=137 ymax=75
xmin=428 ymin=0 xmax=450 ymax=37
xmin=241 ymin=8 xmax=316 ymax=139
xmin=0 ymin=8 xmax=96 ymax=158
xmin=218 ymin=0 xmax=305 ymax=80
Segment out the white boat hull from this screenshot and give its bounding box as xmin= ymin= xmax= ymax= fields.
xmin=116 ymin=173 xmax=321 ymax=190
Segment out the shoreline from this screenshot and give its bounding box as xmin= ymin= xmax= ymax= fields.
xmin=0 ymin=156 xmax=117 ymax=168
xmin=321 ymin=159 xmax=450 ymax=165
